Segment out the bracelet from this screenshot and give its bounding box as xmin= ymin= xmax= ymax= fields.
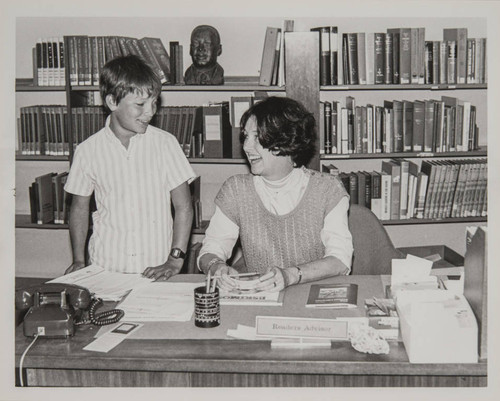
xmin=205 ymin=257 xmax=225 ymax=275
xmin=296 ymin=266 xmax=303 ymax=284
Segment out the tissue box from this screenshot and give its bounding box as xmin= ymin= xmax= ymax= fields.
xmin=396 ymin=290 xmax=478 ymax=363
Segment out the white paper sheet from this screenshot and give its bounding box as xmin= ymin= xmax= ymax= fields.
xmin=117 ymin=282 xmax=201 ymax=322
xmin=48 ymin=265 xmax=153 ymax=301
xmin=391 ymin=255 xmax=433 ymax=285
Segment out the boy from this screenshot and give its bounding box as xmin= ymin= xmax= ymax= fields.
xmin=64 ymin=55 xmax=196 ymax=280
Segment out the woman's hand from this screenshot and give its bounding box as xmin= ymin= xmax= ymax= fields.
xmin=254 ymin=266 xmax=286 ymax=292
xmin=212 ymin=264 xmax=239 ymax=292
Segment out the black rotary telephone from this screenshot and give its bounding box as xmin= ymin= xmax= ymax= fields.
xmin=15 ymin=283 xmax=124 ymax=338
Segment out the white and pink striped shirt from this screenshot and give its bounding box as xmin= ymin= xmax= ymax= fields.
xmin=64 ymin=118 xmax=196 ymax=273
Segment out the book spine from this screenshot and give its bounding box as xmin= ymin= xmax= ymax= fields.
xmin=380 ymin=172 xmax=392 ymax=220
xmin=402 ymin=101 xmax=413 ymax=152
xmin=312 ymin=27 xmax=332 ymax=86
xmin=35 ymin=39 xmax=43 ymax=86
xmin=354 ymin=107 xmax=363 ymax=153
xmin=439 ymin=41 xmax=448 ymax=84
xmin=349 ymin=173 xmax=359 ymax=205
xmin=447 ymin=40 xmax=457 ymax=84
xmin=370 ymin=172 xmax=382 ymax=218
xmin=466 ymin=38 xmax=475 ymax=83
xmin=347 ymin=33 xmax=359 ymax=85
xmin=331 ymin=26 xmax=338 ymax=85
xmin=410 ymin=28 xmax=419 ymax=84
xmin=41 ymin=38 xmax=49 ymax=86
xmin=374 ymin=33 xmax=385 ymax=85
xmin=418 ymin=28 xmax=426 ymax=84
xmin=399 ymin=29 xmax=411 ymax=84
xmin=169 ymin=41 xmax=178 ymax=85
xmin=390 ymin=30 xmax=400 ymax=84
xmin=432 ymin=41 xmax=440 ymax=85
xmin=398 ymin=160 xmax=409 ymax=218
xmin=366 ymin=105 xmax=373 ymax=154
xmin=58 ymin=38 xmax=65 ymax=86
xmin=259 ymin=27 xmax=279 ymax=86
xmin=424 ymin=41 xmax=433 ymax=84
xmin=384 ymin=33 xmax=392 ymax=84
xmin=375 ymin=106 xmax=383 ymax=153
xmin=324 ymin=101 xmax=332 ymax=154
xmin=331 ymin=101 xmax=338 ymax=154
xmin=365 ymin=32 xmax=375 ymax=85
xmin=412 ymin=101 xmax=424 ymax=152
xmin=423 ymin=100 xmax=435 ymax=152
xmin=357 ymin=32 xmax=366 ymax=85
xmin=415 ymin=172 xmax=428 ymax=219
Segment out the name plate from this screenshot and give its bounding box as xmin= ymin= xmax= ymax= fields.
xmin=255 ymin=316 xmax=351 ymax=340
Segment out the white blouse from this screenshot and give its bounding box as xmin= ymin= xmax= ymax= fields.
xmin=199 ymin=168 xmax=353 ymax=271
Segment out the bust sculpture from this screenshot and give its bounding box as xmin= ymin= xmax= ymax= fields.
xmin=184 ymin=25 xmax=224 ymax=85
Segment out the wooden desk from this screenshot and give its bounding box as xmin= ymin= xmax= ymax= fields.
xmin=15 ymin=275 xmax=487 ymax=387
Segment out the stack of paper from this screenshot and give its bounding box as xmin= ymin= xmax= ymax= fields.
xmin=48 ymin=265 xmax=153 ymax=301
xmin=390 ymin=255 xmax=437 ymax=299
xmin=117 ymin=282 xmax=200 ymax=322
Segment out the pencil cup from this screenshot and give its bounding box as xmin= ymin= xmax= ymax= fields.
xmin=194 ymin=286 xmax=220 ymax=328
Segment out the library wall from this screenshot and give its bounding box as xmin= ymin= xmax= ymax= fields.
xmin=15 ymin=16 xmax=488 ymax=277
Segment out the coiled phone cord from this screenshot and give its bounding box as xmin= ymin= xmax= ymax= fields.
xmin=88 ymin=298 xmax=125 ymax=326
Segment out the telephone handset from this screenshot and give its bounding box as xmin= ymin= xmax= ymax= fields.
xmin=15 ymin=283 xmax=124 ymax=338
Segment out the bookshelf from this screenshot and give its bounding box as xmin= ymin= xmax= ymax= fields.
xmin=15 ymin=17 xmax=487 ymax=277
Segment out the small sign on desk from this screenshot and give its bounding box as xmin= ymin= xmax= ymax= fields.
xmin=255 ymin=316 xmax=350 ymax=340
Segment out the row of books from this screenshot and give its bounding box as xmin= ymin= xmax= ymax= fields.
xmin=18 ymin=105 xmax=69 ymax=156
xmin=33 ymin=35 xmax=173 ymax=87
xmin=29 ymin=172 xmax=70 ymax=224
xmin=319 ymin=95 xmax=479 ymax=155
xmin=17 ymin=102 xmax=233 ymax=159
xmin=33 ymin=38 xmax=65 ymax=86
xmin=29 ymin=172 xmax=204 ymax=227
xmin=311 ymin=26 xmax=487 ymax=86
xmin=324 ymin=158 xmax=487 ymax=220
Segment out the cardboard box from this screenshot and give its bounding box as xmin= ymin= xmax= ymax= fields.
xmin=396 ymin=289 xmax=478 ymax=363
xmin=398 ymin=245 xmax=464 ymax=268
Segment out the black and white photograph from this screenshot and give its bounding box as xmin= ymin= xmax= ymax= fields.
xmin=1 ymin=0 xmax=499 ymax=400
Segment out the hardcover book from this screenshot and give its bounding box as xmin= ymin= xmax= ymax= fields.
xmin=306 ymin=283 xmax=358 ymax=309
xmin=311 ymin=27 xmax=332 ymax=86
xmin=259 ymin=27 xmax=280 ymax=86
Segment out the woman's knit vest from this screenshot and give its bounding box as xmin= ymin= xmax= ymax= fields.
xmin=214 ymin=169 xmax=348 ymax=273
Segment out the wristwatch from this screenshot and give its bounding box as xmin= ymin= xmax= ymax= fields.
xmin=170 ymin=248 xmax=186 ymax=260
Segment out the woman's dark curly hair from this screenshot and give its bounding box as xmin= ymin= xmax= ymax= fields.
xmin=239 ymin=96 xmax=316 ymax=167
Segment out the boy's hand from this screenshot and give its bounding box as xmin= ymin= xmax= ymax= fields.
xmin=65 ymin=261 xmax=86 ymax=275
xmin=142 ymin=258 xmax=184 ymax=281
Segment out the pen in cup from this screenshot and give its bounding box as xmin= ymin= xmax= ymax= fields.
xmin=210 ymin=276 xmax=217 ymax=293
xmin=206 ymin=272 xmax=211 ymax=293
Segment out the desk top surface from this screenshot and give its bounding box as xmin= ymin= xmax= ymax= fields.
xmin=15 ymin=275 xmax=486 ymax=376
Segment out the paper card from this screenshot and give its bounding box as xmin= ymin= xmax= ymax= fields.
xmin=83 ymin=322 xmax=143 ymax=353
xmin=391 ymin=255 xmax=433 ymax=285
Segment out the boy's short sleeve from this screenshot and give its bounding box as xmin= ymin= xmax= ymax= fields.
xmin=64 ymin=146 xmax=94 ymax=196
xmin=162 ymin=133 xmax=197 ymax=190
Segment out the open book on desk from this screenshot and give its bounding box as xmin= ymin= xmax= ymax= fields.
xmin=48 ymin=265 xmax=153 ymax=301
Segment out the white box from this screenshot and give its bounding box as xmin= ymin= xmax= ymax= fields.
xmin=396 ymin=290 xmax=478 ymax=363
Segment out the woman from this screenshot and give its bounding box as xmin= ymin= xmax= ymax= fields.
xmin=198 ymin=96 xmax=353 ymax=292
